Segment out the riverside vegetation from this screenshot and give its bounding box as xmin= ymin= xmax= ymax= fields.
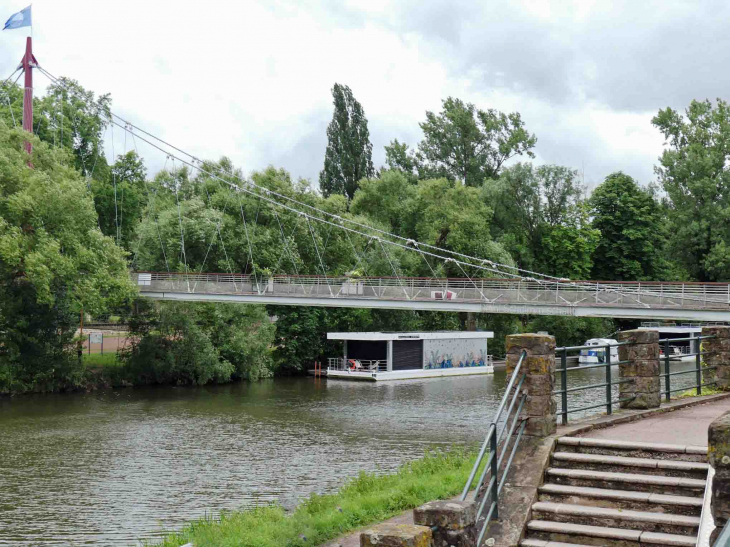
xmin=0 ymin=76 xmax=727 ymax=394
xmin=151 ymin=448 xmax=480 ymax=547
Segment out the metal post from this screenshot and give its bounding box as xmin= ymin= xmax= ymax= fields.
xmin=21 ymin=37 xmax=37 ymax=155
xmin=605 ymin=344 xmax=612 ymax=415
xmin=664 ymin=338 xmax=671 ymax=402
xmin=561 ymin=348 xmax=568 ymax=425
xmin=489 ymin=430 xmax=498 ymax=520
xmin=101 ymin=333 xmax=104 ymax=356
xmin=696 ymin=343 xmax=702 ymax=396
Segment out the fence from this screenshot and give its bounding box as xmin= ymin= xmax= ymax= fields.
xmin=460 ymin=350 xmax=528 ymax=545
xmin=662 ymin=335 xmax=717 ymax=400
xmin=326 ymin=358 xmax=387 ymax=372
xmin=554 ymin=341 xmax=633 ymax=425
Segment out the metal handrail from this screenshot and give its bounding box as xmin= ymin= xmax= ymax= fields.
xmin=714 ymin=518 xmax=730 ymax=547
xmin=663 ymin=336 xmax=718 ymax=401
xmin=461 ymin=350 xmax=528 ymax=545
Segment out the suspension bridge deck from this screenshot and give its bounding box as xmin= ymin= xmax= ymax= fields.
xmin=134 ymin=272 xmax=730 ymax=321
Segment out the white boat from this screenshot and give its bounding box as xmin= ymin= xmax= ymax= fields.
xmin=579 ymin=338 xmax=619 ymax=366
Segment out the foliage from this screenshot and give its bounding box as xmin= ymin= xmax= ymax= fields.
xmin=151 ymin=448 xmax=480 ymax=547
xmin=590 ymin=172 xmax=671 ymax=281
xmin=319 ymin=83 xmax=374 ymax=200
xmin=540 ymin=204 xmax=599 ymax=280
xmin=524 ymin=316 xmax=616 ymax=348
xmin=652 ymin=99 xmax=730 ymax=281
xmin=0 ymin=123 xmax=135 ymax=394
xmin=385 ymin=97 xmax=536 ymax=187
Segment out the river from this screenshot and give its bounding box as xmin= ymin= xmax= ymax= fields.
xmin=0 ymin=361 xmax=701 ymax=546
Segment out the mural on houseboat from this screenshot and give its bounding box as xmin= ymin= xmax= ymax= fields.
xmin=423 ymin=339 xmax=489 ymax=369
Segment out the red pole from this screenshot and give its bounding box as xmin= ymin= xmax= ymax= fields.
xmin=20 ymin=37 xmax=38 ymax=154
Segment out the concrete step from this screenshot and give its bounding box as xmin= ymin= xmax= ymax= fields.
xmin=526 ymin=520 xmax=696 ymax=547
xmin=531 ymin=501 xmax=700 ymax=535
xmin=538 ymin=482 xmax=703 ymax=516
xmin=520 ymin=539 xmax=596 ymax=547
xmin=556 ymin=436 xmax=707 ymax=462
xmin=546 ymin=467 xmax=706 ymax=497
xmin=551 ymin=451 xmax=709 ymax=479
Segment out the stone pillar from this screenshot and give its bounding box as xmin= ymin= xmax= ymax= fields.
xmin=617 ymin=329 xmax=660 ymax=409
xmin=414 ymin=500 xmax=476 ymax=547
xmin=505 ymin=333 xmax=556 ymax=437
xmin=360 ymin=523 xmax=432 ymax=547
xmin=702 ymin=326 xmax=730 ymax=390
xmin=709 ymin=410 xmax=730 ymax=545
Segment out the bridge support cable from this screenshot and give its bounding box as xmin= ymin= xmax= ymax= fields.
xmin=205 ymin=175 xmax=239 ymax=290
xmin=236 ymin=191 xmax=258 ymax=286
xmin=1 ymin=69 xmax=22 ymax=128
xmin=451 ymin=258 xmax=489 ymax=302
xmin=272 ymin=208 xmax=301 ymax=276
xmin=110 ymin=120 xmax=120 ymax=245
xmin=305 ymin=215 xmax=334 ymax=297
xmin=377 ymin=238 xmax=411 ymax=301
xmin=170 ymin=157 xmax=191 ymax=290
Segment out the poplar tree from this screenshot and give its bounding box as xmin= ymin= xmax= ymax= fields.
xmin=319 ymin=84 xmax=374 ymax=200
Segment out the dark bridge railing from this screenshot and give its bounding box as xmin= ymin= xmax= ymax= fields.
xmin=460 ymin=350 xmax=528 ymax=545
xmin=554 ymin=341 xmax=633 ymax=425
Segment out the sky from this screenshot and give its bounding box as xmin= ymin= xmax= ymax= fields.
xmin=0 ymin=0 xmax=727 ymax=193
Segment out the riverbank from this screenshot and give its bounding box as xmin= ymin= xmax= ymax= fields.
xmin=150 ymin=448 xmax=481 ymax=547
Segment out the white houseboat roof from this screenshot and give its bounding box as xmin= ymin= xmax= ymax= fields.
xmin=638 ymin=324 xmax=702 ymax=334
xmin=327 ymin=331 xmax=494 ymax=341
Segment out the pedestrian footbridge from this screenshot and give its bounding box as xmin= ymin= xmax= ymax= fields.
xmin=135 ymin=272 xmax=730 ymax=321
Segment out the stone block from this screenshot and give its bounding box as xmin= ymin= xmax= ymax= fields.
xmin=413 ymin=500 xmax=476 ymax=530
xmin=523 ymin=394 xmax=557 ymax=417
xmin=525 ymin=414 xmax=557 ymax=437
xmin=618 ymin=329 xmax=659 ymax=345
xmin=522 ymin=373 xmax=554 ymax=396
xmin=620 ymin=391 xmax=661 ymax=409
xmin=624 ymin=344 xmax=660 ymax=361
xmin=507 ymin=354 xmax=555 ymax=375
xmin=703 ymin=326 xmax=730 ymax=339
xmin=620 ymin=359 xmax=660 ymax=378
xmin=619 ymin=376 xmax=660 ymax=394
xmin=704 ymin=353 xmax=729 ymax=367
xmin=708 ymin=410 xmax=730 ymax=469
xmin=505 ymin=334 xmax=556 ymax=356
xmin=360 ymin=523 xmax=432 ymax=547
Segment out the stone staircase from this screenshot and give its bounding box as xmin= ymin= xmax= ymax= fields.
xmin=520 ymin=436 xmax=709 ymax=547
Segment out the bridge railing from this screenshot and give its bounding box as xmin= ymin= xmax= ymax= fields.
xmin=326 ymin=358 xmax=387 ymax=372
xmin=134 ymin=271 xmax=730 ymax=311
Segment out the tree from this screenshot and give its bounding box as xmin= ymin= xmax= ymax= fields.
xmin=319 ymin=84 xmax=374 ymax=200
xmin=590 ymin=172 xmax=670 ymax=281
xmin=485 ymin=163 xmax=585 ymax=274
xmin=0 ymin=124 xmax=135 ymax=393
xmin=652 ymin=99 xmax=730 ymax=281
xmin=387 ymin=97 xmax=536 ymax=187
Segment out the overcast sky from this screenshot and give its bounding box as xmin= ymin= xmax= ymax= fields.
xmin=0 ymin=0 xmax=727 ymax=192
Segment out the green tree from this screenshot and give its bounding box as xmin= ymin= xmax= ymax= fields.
xmin=319 ymin=83 xmax=374 ymax=200
xmin=0 ymin=124 xmax=135 ymax=393
xmin=652 ymin=99 xmax=730 ymax=280
xmin=386 ymin=98 xmax=536 ymax=187
xmin=590 ymin=172 xmax=669 ymax=281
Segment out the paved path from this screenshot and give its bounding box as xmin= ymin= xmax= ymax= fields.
xmin=581 ymin=396 xmax=730 ymax=446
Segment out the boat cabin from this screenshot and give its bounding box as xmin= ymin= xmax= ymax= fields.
xmin=326 ymin=331 xmax=494 ymax=381
xmin=639 ymin=322 xmax=704 ymax=361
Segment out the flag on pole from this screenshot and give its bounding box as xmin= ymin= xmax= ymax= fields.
xmin=4 ymin=6 xmax=31 ymax=30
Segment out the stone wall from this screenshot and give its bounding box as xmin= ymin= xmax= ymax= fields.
xmin=709 ymin=410 xmax=730 ymax=545
xmin=617 ymin=329 xmax=660 ymax=409
xmin=702 ymin=326 xmax=730 ymax=390
xmin=505 ymin=333 xmax=556 ymax=437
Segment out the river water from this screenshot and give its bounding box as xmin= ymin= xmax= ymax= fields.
xmin=0 ymin=362 xmax=700 ymax=546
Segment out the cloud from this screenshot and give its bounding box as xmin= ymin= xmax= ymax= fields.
xmin=0 ymin=0 xmax=723 ymax=190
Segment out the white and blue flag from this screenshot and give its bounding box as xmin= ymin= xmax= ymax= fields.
xmin=4 ymin=6 xmax=32 ymax=30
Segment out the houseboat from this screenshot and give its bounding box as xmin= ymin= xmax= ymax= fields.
xmin=326 ymin=331 xmax=494 ymax=381
xmin=639 ymin=322 xmax=703 ymax=362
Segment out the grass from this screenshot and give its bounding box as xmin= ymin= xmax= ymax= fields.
xmin=676 ymin=384 xmax=723 ymax=399
xmin=150 ymin=448 xmax=482 ymax=547
xmin=82 ymin=353 xmax=120 ymax=369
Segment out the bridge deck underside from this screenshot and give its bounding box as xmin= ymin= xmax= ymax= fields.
xmin=137 ymin=276 xmax=730 ymax=321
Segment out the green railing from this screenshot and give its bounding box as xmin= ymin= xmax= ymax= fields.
xmin=554 ymin=342 xmax=633 ymax=425
xmin=662 ymin=335 xmax=717 ymax=400
xmin=461 ymin=350 xmax=528 ymax=545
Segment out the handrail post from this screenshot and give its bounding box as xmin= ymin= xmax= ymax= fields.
xmin=696 ymin=344 xmax=703 ymax=396
xmin=665 ymin=338 xmax=671 ymax=402
xmin=605 ymin=345 xmax=612 ymax=415
xmin=561 ymin=348 xmax=568 ymax=425
xmin=489 ymin=430 xmax=498 ymax=520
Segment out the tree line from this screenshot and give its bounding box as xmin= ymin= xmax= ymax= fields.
xmin=0 ymin=76 xmax=726 ymax=394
